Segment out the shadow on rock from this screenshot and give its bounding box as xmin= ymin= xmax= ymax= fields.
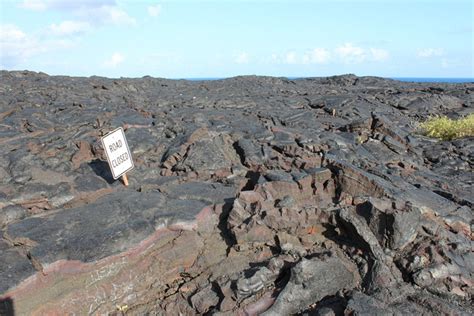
xmin=217 ymin=198 xmax=237 ymax=249
xmin=0 ymin=297 xmax=14 ymax=316
xmin=88 ymin=159 xmax=115 ymax=184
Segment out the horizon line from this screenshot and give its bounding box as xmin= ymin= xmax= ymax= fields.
xmin=1 ymin=70 xmax=473 ymax=82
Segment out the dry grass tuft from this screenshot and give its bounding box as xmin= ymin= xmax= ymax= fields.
xmin=419 ymin=114 xmax=474 ymax=140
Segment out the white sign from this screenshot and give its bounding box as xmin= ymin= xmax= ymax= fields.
xmin=101 ymin=127 xmax=134 ymax=179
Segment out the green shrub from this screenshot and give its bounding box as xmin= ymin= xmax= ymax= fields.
xmin=419 ymin=114 xmax=474 ymax=140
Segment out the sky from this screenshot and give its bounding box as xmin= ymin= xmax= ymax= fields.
xmin=0 ymin=0 xmax=473 ymax=78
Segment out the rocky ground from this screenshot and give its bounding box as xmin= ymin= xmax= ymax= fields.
xmin=0 ymin=71 xmax=472 ymax=315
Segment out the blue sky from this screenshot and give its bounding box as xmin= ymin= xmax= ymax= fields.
xmin=0 ymin=0 xmax=472 ymax=78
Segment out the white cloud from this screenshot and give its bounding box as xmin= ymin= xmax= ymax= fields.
xmin=268 ymin=44 xmax=389 ymax=66
xmin=440 ymin=58 xmax=463 ymax=69
xmin=303 ymin=48 xmax=331 ymax=64
xmin=370 ymin=48 xmax=389 ymax=61
xmin=100 ymin=5 xmax=136 ymax=26
xmin=50 ymin=20 xmax=91 ymax=35
xmin=0 ymin=24 xmax=74 ymax=68
xmin=285 ymin=51 xmax=298 ymax=64
xmin=20 ymin=0 xmax=115 ymax=11
xmin=148 ymin=4 xmax=162 ymax=17
xmin=1 ymin=24 xmax=42 ymax=64
xmin=417 ymin=48 xmax=444 ymax=58
xmin=335 ymin=43 xmax=366 ymax=64
xmin=19 ymin=1 xmax=135 ymax=27
xmin=267 ymin=53 xmax=286 ymax=64
xmin=103 ymin=52 xmax=124 ymax=68
xmin=0 ymin=24 xmax=27 ymax=41
xmin=270 ymin=53 xmax=279 ymax=63
xmin=235 ymin=52 xmax=250 ymax=64
xmin=19 ymin=0 xmax=47 ymax=11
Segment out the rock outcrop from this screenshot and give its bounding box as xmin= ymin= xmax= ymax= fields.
xmin=0 ymin=71 xmax=472 ymax=315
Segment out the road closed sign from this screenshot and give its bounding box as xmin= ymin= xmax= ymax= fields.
xmin=101 ymin=127 xmax=134 ymax=180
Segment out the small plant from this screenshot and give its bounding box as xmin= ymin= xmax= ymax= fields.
xmin=116 ymin=304 xmax=128 ymax=313
xmin=356 ymin=134 xmax=367 ymax=144
xmin=419 ymin=114 xmax=474 ymax=141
